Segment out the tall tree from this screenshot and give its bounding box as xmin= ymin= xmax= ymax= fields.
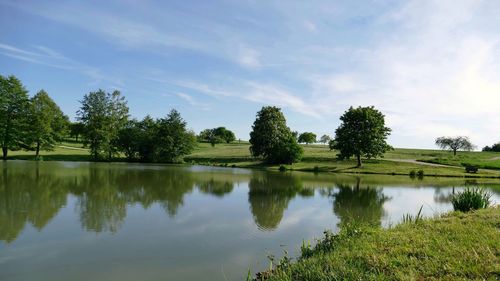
xmin=154 ymin=109 xmax=196 ymax=163
xmin=298 ymin=132 xmax=317 ymax=145
xmin=77 ymin=89 xmax=129 ymax=160
xmin=333 ymin=106 xmax=392 ymax=167
xmin=249 ymin=106 xmax=303 ymax=164
xmin=28 ymin=90 xmax=69 ymax=157
xmin=435 ymin=136 xmax=474 ymax=156
xmin=0 ymin=75 xmax=30 ymax=160
xmin=198 ymin=127 xmax=236 ymax=146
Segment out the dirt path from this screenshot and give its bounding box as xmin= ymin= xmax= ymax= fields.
xmin=57 ymin=145 xmax=88 ymax=151
xmin=385 ymin=158 xmax=462 ymax=168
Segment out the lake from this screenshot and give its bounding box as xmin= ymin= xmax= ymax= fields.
xmin=0 ymin=161 xmax=498 ymax=281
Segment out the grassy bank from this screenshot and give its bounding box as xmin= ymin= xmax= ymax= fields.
xmin=186 ymin=142 xmax=500 ymax=178
xmin=252 ymin=207 xmax=500 ymax=280
xmin=6 ymin=141 xmax=500 ymax=178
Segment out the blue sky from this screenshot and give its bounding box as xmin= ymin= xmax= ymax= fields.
xmin=1 ymin=0 xmax=499 ymax=149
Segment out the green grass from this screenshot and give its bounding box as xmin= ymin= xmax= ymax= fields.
xmin=186 ymin=142 xmax=500 ymax=178
xmin=252 ymin=207 xmax=500 ymax=280
xmin=6 ymin=141 xmax=500 ymax=178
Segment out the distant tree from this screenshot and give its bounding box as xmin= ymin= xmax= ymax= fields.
xmin=320 ymin=134 xmax=331 ymax=145
xmin=298 ymin=132 xmax=317 ymax=145
xmin=69 ymin=122 xmax=85 ymax=142
xmin=198 ymin=127 xmax=236 ymax=146
xmin=77 ymin=89 xmax=129 ymax=160
xmin=154 ymin=109 xmax=196 ymax=163
xmin=116 ymin=119 xmax=142 ymax=161
xmin=0 ymin=75 xmax=30 ymax=160
xmin=27 ymin=90 xmax=69 ymax=157
xmin=333 ymin=106 xmax=392 ymax=167
xmin=291 ymin=131 xmax=299 ymax=140
xmin=435 ymin=136 xmax=475 ymax=156
xmin=482 ymin=142 xmax=500 ymax=152
xmin=328 ymin=139 xmax=336 ymax=151
xmin=249 ymin=106 xmax=303 ymax=164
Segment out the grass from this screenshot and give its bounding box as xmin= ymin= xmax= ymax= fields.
xmin=5 ymin=141 xmax=500 ymax=178
xmin=451 ymin=187 xmax=492 ymax=212
xmin=186 ymin=142 xmax=500 ymax=178
xmin=252 ymin=207 xmax=500 ymax=280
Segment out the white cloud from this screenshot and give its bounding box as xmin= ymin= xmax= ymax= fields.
xmin=236 ymin=45 xmax=261 ymax=68
xmin=303 ymin=20 xmax=317 ymax=33
xmin=175 ymin=92 xmax=211 ymax=110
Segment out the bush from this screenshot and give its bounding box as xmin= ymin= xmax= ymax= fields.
xmin=417 ymin=169 xmax=424 ymax=178
xmin=464 ymin=165 xmax=478 ymax=173
xmin=452 ymin=188 xmax=491 ymax=212
xmin=279 ymin=165 xmax=287 ymax=172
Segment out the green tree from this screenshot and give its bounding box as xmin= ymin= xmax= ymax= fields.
xmin=298 ymin=132 xmax=317 ymax=145
xmin=435 ymin=136 xmax=475 ymax=156
xmin=154 ymin=109 xmax=196 ymax=163
xmin=198 ymin=127 xmax=236 ymax=146
xmin=77 ymin=89 xmax=129 ymax=160
xmin=249 ymin=106 xmax=303 ymax=164
xmin=69 ymin=122 xmax=85 ymax=142
xmin=28 ymin=90 xmax=69 ymax=157
xmin=482 ymin=142 xmax=500 ymax=152
xmin=328 ymin=139 xmax=336 ymax=151
xmin=0 ymin=75 xmax=30 ymax=160
xmin=333 ymin=106 xmax=392 ymax=167
xmin=320 ymin=134 xmax=331 ymax=145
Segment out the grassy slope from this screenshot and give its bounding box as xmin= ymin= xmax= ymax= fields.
xmin=255 ymin=207 xmax=500 ymax=281
xmin=186 ymin=142 xmax=500 ymax=178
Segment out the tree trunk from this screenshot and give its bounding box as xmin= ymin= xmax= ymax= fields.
xmin=2 ymin=146 xmax=7 ymax=160
xmin=35 ymin=142 xmax=40 ymax=157
xmin=356 ymin=154 xmax=362 ymax=167
xmin=453 ymin=149 xmax=457 ymax=156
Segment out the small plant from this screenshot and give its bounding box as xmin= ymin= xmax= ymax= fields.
xmin=402 ymin=205 xmax=424 ymax=224
xmin=417 ymin=169 xmax=424 ymax=178
xmin=409 ymin=170 xmax=416 ymax=178
xmin=313 ymin=166 xmax=320 ymax=173
xmin=451 ymin=187 xmax=491 ymax=212
xmin=279 ymin=165 xmax=287 ymax=172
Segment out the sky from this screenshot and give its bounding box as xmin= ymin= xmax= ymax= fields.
xmin=1 ymin=0 xmax=499 ymax=149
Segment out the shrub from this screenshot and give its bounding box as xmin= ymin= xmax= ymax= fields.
xmin=464 ymin=165 xmax=478 ymax=173
xmin=409 ymin=170 xmax=416 ymax=178
xmin=279 ymin=165 xmax=287 ymax=172
xmin=452 ymin=188 xmax=491 ymax=212
xmin=417 ymin=169 xmax=424 ymax=178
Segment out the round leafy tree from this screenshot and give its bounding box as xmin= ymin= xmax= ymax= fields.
xmin=298 ymin=132 xmax=317 ymax=144
xmin=249 ymin=106 xmax=303 ymax=164
xmin=333 ymin=106 xmax=392 ymax=167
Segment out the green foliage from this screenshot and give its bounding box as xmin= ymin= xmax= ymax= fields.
xmin=417 ymin=169 xmax=424 ymax=178
xmin=0 ymin=75 xmax=30 ymax=159
xmin=116 ymin=110 xmax=196 ymax=163
xmin=69 ymin=122 xmax=85 ymax=142
xmin=298 ymin=132 xmax=316 ymax=144
xmin=249 ymin=106 xmax=303 ymax=164
xmin=451 ymin=187 xmax=491 ymax=212
xmin=328 ymin=139 xmax=336 ymax=151
xmin=198 ymin=127 xmax=236 ymax=146
xmin=27 ymin=90 xmax=69 ymax=156
xmin=77 ymin=89 xmax=129 ymax=160
xmin=482 ymin=142 xmax=500 ymax=152
xmin=435 ymin=136 xmax=474 ymax=156
xmin=333 ymin=106 xmax=392 ymax=167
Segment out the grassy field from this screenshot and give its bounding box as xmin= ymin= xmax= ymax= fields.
xmin=186 ymin=142 xmax=500 ymax=178
xmin=5 ymin=141 xmax=500 ymax=178
xmin=252 ymin=207 xmax=500 ymax=280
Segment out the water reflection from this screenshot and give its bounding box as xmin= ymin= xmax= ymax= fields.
xmin=330 ymin=180 xmax=390 ymax=227
xmin=0 ymin=161 xmax=498 ymax=245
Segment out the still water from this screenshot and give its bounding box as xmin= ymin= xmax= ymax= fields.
xmin=0 ymin=161 xmax=498 ymax=281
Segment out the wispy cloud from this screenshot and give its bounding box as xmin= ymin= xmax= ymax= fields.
xmin=175 ymin=92 xmax=211 ymax=110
